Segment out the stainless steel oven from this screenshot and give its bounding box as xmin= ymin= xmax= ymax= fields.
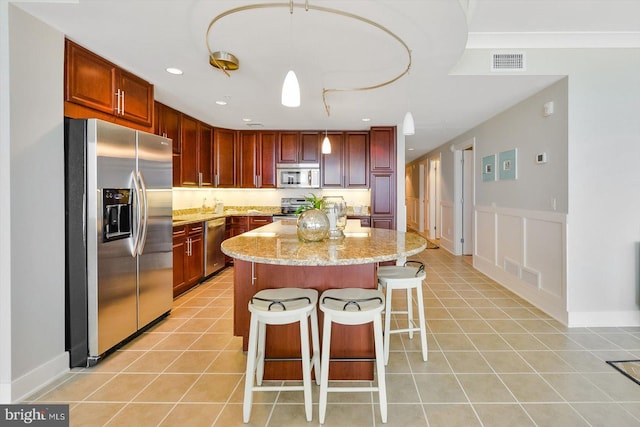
xmin=276 ymin=164 xmax=320 ymax=188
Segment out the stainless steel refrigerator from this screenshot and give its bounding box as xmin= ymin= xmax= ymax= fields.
xmin=65 ymin=118 xmax=173 ymax=367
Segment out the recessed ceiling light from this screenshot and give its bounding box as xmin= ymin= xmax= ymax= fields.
xmin=242 ymin=118 xmax=252 ymax=122
xmin=361 ymin=118 xmax=371 ymax=122
xmin=215 ymin=100 xmax=227 ymax=106
xmin=407 ymin=148 xmax=414 ymax=151
xmin=165 ymin=67 xmax=183 ymax=75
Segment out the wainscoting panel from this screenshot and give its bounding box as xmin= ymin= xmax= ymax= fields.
xmin=497 ymin=214 xmax=523 ymax=268
xmin=440 ymin=201 xmax=455 ymax=253
xmin=525 ymin=218 xmax=564 ymax=300
xmin=474 ymin=205 xmax=567 ymax=324
xmin=475 ymin=210 xmax=495 ymax=265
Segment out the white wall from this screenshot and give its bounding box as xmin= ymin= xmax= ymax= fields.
xmin=1 ymin=5 xmax=68 ymax=403
xmin=0 ymin=0 xmax=13 ymax=403
xmin=415 ymin=48 xmax=640 ymax=326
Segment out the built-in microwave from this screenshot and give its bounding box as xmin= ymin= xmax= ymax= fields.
xmin=276 ymin=164 xmax=320 ymax=188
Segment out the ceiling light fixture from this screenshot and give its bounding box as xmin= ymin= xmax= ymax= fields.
xmin=215 ymin=100 xmax=227 ymax=106
xmin=321 ymin=130 xmax=331 ymax=154
xmin=281 ymin=70 xmax=300 ymax=107
xmin=206 ymin=0 xmax=412 ymax=116
xmin=403 ymin=112 xmax=415 ymax=136
xmin=209 ymin=51 xmax=239 ymax=72
xmin=165 ymin=67 xmax=183 ymax=75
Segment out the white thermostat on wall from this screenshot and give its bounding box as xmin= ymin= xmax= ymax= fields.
xmin=536 ymin=152 xmax=547 ymax=164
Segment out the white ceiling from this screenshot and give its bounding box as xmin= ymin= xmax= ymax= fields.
xmin=14 ymin=0 xmax=640 ymax=162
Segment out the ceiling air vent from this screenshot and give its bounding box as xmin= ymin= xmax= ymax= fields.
xmin=246 ymin=122 xmax=264 ymax=128
xmin=491 ymin=52 xmax=526 ymax=71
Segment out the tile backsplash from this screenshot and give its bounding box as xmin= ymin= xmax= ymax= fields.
xmin=172 ymin=187 xmax=371 ymax=211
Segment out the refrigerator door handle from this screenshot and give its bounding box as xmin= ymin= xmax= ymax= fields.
xmin=137 ymin=171 xmax=149 ymax=255
xmin=131 ymin=169 xmax=143 ymax=257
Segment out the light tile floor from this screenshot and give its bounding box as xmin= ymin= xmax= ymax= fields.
xmin=25 ymin=248 xmax=640 ymax=426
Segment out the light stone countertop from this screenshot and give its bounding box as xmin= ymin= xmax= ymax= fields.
xmin=221 ymin=219 xmax=426 ymax=266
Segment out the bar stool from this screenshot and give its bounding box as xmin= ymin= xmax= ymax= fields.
xmin=243 ymin=288 xmax=321 ymax=423
xmin=318 ymin=288 xmax=387 ymax=424
xmin=377 ymin=260 xmax=428 ymax=365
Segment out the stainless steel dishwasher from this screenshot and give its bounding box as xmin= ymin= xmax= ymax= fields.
xmin=204 ymin=217 xmax=226 ymax=277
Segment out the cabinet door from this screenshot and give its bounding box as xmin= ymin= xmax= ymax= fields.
xmin=238 ymin=131 xmax=258 ymax=188
xmin=214 ymin=127 xmax=236 ymax=187
xmin=321 ymin=132 xmax=344 ymax=188
xmin=172 ymin=228 xmax=187 ymax=297
xmin=278 ymin=132 xmax=299 ymax=163
xmin=370 ymin=126 xmax=396 ymax=172
xmin=117 ymin=69 xmax=153 ymax=126
xmin=345 ymin=132 xmax=369 ymax=188
xmin=65 ymin=39 xmax=116 ymax=115
xmin=198 ymin=122 xmax=214 ymax=187
xmin=187 ymin=233 xmax=204 ymax=285
xmin=259 ymin=132 xmax=277 ymax=188
xmin=300 ymin=132 xmax=320 ymax=163
xmin=156 ymin=102 xmax=181 ymax=154
xmin=180 ymin=115 xmax=199 ymax=186
xmin=371 ymin=172 xmax=395 ymax=229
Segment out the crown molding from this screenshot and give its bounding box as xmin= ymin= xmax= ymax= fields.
xmin=467 ymin=31 xmax=640 ymax=49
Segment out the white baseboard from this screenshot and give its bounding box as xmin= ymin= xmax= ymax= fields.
xmin=9 ymin=352 xmax=69 ymax=403
xmin=568 ymin=311 xmax=640 ymax=328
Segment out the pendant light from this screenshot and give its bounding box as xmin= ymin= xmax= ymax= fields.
xmin=281 ymin=70 xmax=300 ymax=107
xmin=321 ymin=130 xmax=331 ymax=154
xmin=403 ymin=111 xmax=415 ymax=135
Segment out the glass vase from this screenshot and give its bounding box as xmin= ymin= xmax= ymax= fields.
xmin=323 ymin=196 xmax=348 ymax=239
xmin=296 ymin=208 xmax=330 ymax=242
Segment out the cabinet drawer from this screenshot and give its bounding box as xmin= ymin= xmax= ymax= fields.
xmin=188 ymin=222 xmax=204 ymax=236
xmin=229 ymin=216 xmax=249 ymax=226
xmin=249 ymin=216 xmax=272 ymax=229
xmin=173 ymin=225 xmax=186 ymax=237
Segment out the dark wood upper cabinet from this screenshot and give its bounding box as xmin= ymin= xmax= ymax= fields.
xmin=180 ymin=114 xmax=199 ymax=187
xmin=277 ymin=131 xmax=320 ymax=164
xmin=345 ymin=132 xmax=369 ymax=188
xmin=214 ymin=127 xmax=236 ymax=187
xmin=198 ymin=122 xmax=214 ymax=187
xmin=277 ymin=131 xmax=300 ymax=164
xmin=300 ymin=132 xmax=321 ymax=164
xmin=321 ymin=132 xmax=369 ymax=188
xmin=320 ymin=132 xmax=345 ymax=188
xmin=370 ymin=126 xmax=396 ymax=172
xmin=154 ymin=102 xmax=181 ymax=154
xmin=64 ymin=39 xmax=153 ymax=128
xmin=238 ymin=131 xmax=259 ymax=188
xmin=238 ymin=131 xmax=277 ymax=188
xmin=259 ymin=132 xmax=277 ymax=188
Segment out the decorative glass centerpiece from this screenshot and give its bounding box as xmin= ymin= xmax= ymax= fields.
xmin=295 ymin=194 xmax=330 ymax=242
xmin=323 ymin=196 xmax=347 ymax=239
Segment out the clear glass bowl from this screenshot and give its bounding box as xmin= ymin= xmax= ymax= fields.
xmin=296 ymin=208 xmax=330 ymax=242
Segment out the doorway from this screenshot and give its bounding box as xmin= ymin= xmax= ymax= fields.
xmin=462 ymin=148 xmax=474 ymax=255
xmin=428 ymin=158 xmax=440 ymax=242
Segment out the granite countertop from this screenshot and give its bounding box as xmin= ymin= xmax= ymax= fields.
xmin=172 ymin=206 xmax=278 ymax=226
xmin=221 ymin=219 xmax=426 ymax=266
xmin=172 ymin=206 xmax=370 ymax=227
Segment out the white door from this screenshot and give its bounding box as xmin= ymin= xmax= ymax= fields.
xmin=462 ymin=149 xmax=474 ymax=255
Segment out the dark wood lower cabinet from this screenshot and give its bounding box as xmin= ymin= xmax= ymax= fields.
xmin=173 ymin=223 xmax=204 ymax=297
xmin=233 ymin=260 xmax=377 ymax=380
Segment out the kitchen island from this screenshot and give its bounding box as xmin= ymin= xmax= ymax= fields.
xmin=222 ymin=219 xmax=426 ymax=380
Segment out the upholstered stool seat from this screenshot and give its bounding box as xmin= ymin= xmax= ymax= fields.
xmin=377 ymin=260 xmax=428 ymax=364
xmin=243 ymin=288 xmax=320 ymax=423
xmin=318 ymin=288 xmax=387 ymax=424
